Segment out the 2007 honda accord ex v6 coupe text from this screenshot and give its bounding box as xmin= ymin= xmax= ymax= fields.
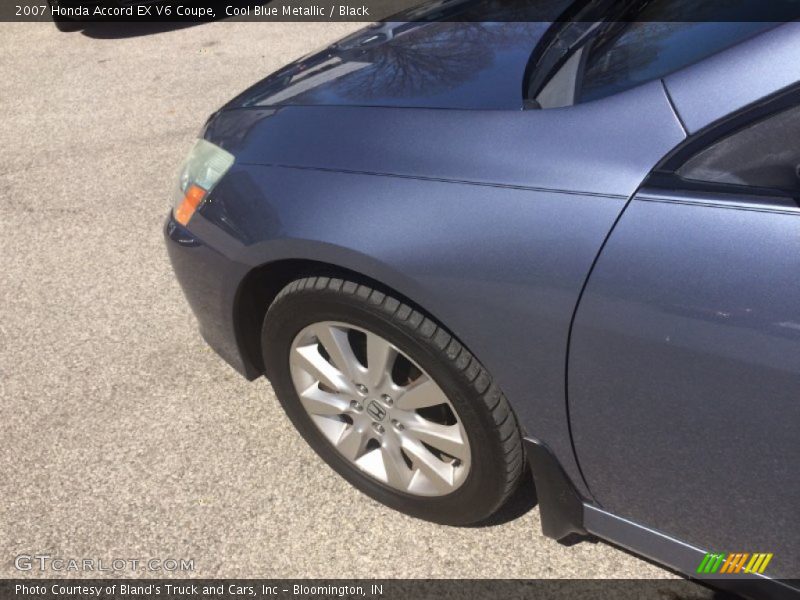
xmin=165 ymin=1 xmax=800 ymax=596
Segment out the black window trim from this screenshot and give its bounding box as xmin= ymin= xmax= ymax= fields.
xmin=522 ymin=0 xmax=645 ymax=109
xmin=646 ymin=83 xmax=800 ymax=204
xmin=524 ymin=12 xmax=784 ymax=112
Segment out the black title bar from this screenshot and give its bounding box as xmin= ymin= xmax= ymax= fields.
xmin=4 ymin=0 xmax=800 ymax=23
xmin=1 ymin=579 xmax=723 ymax=600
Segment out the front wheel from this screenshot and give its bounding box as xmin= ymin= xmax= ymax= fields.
xmin=261 ymin=276 xmax=525 ymax=525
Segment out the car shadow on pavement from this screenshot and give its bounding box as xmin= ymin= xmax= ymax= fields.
xmin=470 ymin=468 xmax=539 ymax=528
xmin=74 ymin=21 xmax=201 ymax=38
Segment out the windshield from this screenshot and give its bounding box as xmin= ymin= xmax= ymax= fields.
xmin=525 ymin=0 xmax=781 ymax=108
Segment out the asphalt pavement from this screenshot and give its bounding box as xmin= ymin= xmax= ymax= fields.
xmin=1 ymin=20 xmax=693 ymax=584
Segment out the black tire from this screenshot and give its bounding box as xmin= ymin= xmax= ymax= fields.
xmin=261 ymin=275 xmax=525 ymax=525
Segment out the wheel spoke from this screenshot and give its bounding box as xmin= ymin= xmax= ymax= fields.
xmin=335 ymin=426 xmax=370 ymax=461
xmin=401 ymin=436 xmax=454 ymax=494
xmin=292 ymin=343 xmax=353 ymax=394
xmin=365 ymin=331 xmax=397 ymax=388
xmin=379 ymin=444 xmax=411 ymax=489
xmin=298 ymin=384 xmax=351 ymax=417
xmin=396 ymin=377 xmax=448 ymax=410
xmin=403 ymin=419 xmax=468 ymax=461
xmin=311 ymin=323 xmax=363 ymax=382
xmin=312 ymin=414 xmax=349 ymax=443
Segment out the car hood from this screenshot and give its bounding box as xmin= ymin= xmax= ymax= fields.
xmin=224 ymin=6 xmax=566 ymax=111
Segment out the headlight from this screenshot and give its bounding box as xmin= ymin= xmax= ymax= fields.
xmin=172 ymin=139 xmax=235 ymax=226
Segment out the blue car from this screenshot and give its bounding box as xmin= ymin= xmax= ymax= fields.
xmin=165 ymin=1 xmax=800 ymax=595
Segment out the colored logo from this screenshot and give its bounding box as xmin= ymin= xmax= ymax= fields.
xmin=697 ymin=552 xmax=773 ymax=575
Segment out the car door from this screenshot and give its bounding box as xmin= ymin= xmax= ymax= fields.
xmin=568 ymin=92 xmax=800 ymax=579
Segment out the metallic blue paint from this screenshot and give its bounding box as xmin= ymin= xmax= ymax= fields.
xmin=569 ymin=189 xmax=800 ymax=578
xmin=175 ymin=80 xmax=685 ymax=499
xmin=225 ymin=21 xmax=555 ymax=111
xmin=664 ymin=22 xmax=800 ymax=133
xmin=165 ymin=16 xmax=800 ymax=587
xmin=207 ymin=81 xmax=683 ymax=197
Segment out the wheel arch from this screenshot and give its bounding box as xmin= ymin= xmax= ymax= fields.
xmin=234 ymin=258 xmax=467 ymax=386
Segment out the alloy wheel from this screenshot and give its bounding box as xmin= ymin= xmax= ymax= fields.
xmin=289 ymin=321 xmax=471 ymax=496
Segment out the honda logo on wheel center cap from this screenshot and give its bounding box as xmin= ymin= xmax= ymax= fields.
xmin=366 ymin=400 xmax=386 ymax=421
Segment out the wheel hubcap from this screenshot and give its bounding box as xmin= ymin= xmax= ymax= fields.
xmin=289 ymin=321 xmax=471 ymax=496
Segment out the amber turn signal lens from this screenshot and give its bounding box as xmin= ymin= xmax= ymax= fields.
xmin=174 ymin=184 xmax=207 ymax=226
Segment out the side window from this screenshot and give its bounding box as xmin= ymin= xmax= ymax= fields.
xmin=676 ymin=104 xmax=800 ymax=195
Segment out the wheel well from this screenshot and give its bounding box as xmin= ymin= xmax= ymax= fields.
xmin=236 ymin=259 xmax=529 ymax=440
xmin=234 ymin=259 xmax=426 ymax=378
